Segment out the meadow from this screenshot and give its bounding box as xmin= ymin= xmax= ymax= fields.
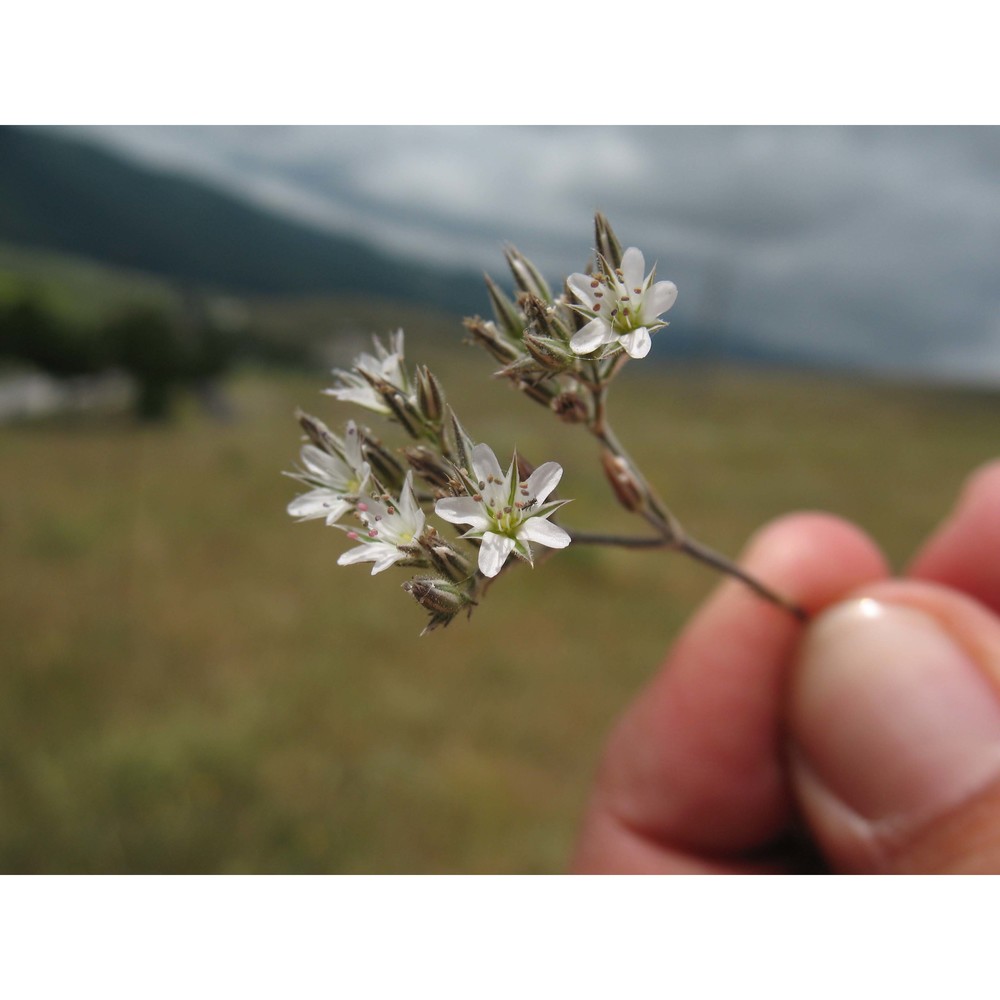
xmin=2 ymin=318 xmax=998 ymax=873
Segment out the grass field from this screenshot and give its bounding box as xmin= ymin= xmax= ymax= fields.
xmin=2 ymin=327 xmax=998 ymax=872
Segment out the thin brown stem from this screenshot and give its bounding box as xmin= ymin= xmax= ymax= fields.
xmin=675 ymin=535 xmax=809 ymax=621
xmin=568 ymin=530 xmax=670 ymax=548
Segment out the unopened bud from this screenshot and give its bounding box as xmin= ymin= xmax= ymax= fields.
xmin=505 ymin=246 xmax=553 ymax=302
xmin=521 ymin=294 xmax=570 ymax=342
xmin=359 ymin=370 xmax=423 ymax=438
xmin=594 ymin=212 xmax=624 ymax=270
xmin=445 ymin=406 xmax=477 ymax=472
xmin=403 ymin=445 xmax=454 ymax=489
xmin=296 ymin=408 xmax=339 ymax=454
xmin=483 ymin=274 xmax=525 ymax=340
xmin=415 ymin=365 xmax=445 ymax=426
xmin=419 ymin=531 xmax=473 ymax=582
xmin=522 ymin=333 xmax=574 ymax=372
xmin=463 ymin=316 xmax=520 ymax=365
xmin=402 ymin=577 xmax=475 ymax=635
xmin=601 ymin=451 xmax=645 ymax=513
xmin=361 ymin=432 xmax=405 ymax=490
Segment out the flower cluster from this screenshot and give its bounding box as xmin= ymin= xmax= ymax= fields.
xmin=287 ymin=214 xmax=806 ymax=630
xmin=285 ymin=216 xmax=690 ymax=633
xmin=286 ymin=325 xmax=575 ymax=633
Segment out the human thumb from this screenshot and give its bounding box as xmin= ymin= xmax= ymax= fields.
xmin=788 ymin=584 xmax=1000 ymax=873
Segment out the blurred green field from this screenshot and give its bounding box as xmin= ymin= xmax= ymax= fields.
xmin=2 ymin=325 xmax=998 ymax=872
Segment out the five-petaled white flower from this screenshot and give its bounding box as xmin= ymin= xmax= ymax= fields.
xmin=286 ymin=421 xmax=370 ymax=526
xmin=567 ymin=247 xmax=677 ymax=360
xmin=435 ymin=444 xmax=571 ymax=578
xmin=324 ymin=328 xmax=410 ymax=414
xmin=337 ymin=471 xmax=425 ymax=575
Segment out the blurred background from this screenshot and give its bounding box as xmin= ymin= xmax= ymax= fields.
xmin=1 ymin=125 xmax=998 ymax=873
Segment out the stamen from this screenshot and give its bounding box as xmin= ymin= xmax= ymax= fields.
xmin=346 ymin=531 xmax=359 ymax=541
xmin=356 ymin=502 xmax=368 ymax=512
xmin=368 ymin=529 xmax=378 ymax=538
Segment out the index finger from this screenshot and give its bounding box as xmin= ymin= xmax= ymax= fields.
xmin=573 ymin=513 xmax=888 ymax=873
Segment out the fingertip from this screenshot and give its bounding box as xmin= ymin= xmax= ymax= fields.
xmin=738 ymin=511 xmax=890 ymax=615
xmin=908 ymin=458 xmax=1000 ymax=612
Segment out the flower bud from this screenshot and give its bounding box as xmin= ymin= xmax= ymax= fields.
xmin=360 ymin=431 xmax=405 ymax=490
xmin=522 ymin=333 xmax=574 ymax=372
xmin=402 ymin=577 xmax=475 ymax=635
xmin=419 ymin=529 xmax=474 ymax=582
xmin=594 ymin=212 xmax=624 ymax=270
xmin=504 ymin=246 xmax=553 ymax=302
xmin=601 ymin=450 xmax=646 ymax=513
xmin=463 ymin=316 xmax=521 ymax=365
xmin=483 ymin=274 xmax=525 ymax=340
xmin=445 ymin=406 xmax=477 ymax=473
xmin=295 ymin=408 xmax=339 ymax=454
xmin=403 ymin=444 xmax=454 ymax=489
xmin=359 ymin=370 xmax=423 ymax=438
xmin=415 ymin=365 xmax=445 ymax=426
xmin=521 ymin=294 xmax=571 ymax=343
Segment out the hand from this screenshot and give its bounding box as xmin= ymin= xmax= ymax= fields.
xmin=572 ymin=461 xmax=1000 ymax=873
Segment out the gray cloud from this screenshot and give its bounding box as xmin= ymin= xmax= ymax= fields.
xmin=75 ymin=125 xmax=1000 ymax=384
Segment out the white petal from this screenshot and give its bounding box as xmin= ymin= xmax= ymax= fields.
xmin=337 ymin=544 xmax=376 ymax=566
xmin=370 ymin=549 xmax=404 ymax=574
xmin=323 ymin=386 xmax=389 ymax=413
xmin=524 ymin=461 xmax=563 ymax=504
xmin=435 ymin=496 xmax=490 ymax=531
xmin=620 ymin=327 xmax=651 ymax=359
xmin=300 ymin=445 xmax=342 ymax=481
xmin=323 ymin=499 xmax=352 ymax=525
xmin=343 ymin=420 xmax=363 ymax=468
xmin=644 ymin=280 xmax=678 ymax=318
xmin=397 ymin=471 xmax=419 ymax=523
xmin=620 ymin=247 xmax=646 ymax=291
xmin=471 ymin=443 xmax=503 ymax=484
xmin=518 ymin=518 xmax=571 ymax=549
xmin=287 ymin=489 xmax=339 ymax=520
xmin=566 ymin=272 xmax=599 ymax=309
xmin=478 ymin=533 xmax=516 ymax=578
xmin=570 ymin=317 xmax=614 ymax=355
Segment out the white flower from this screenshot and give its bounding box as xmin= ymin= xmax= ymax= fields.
xmin=324 ymin=328 xmax=410 ymax=414
xmin=286 ymin=420 xmax=370 ymax=526
xmin=337 ymin=471 xmax=425 ymax=575
xmin=435 ymin=444 xmax=571 ymax=578
xmin=567 ymin=247 xmax=677 ymax=360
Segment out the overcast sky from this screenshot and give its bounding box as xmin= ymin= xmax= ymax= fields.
xmin=77 ymin=126 xmax=1000 ymax=384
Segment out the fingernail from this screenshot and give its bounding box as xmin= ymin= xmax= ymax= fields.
xmin=794 ymin=598 xmax=1000 ymax=826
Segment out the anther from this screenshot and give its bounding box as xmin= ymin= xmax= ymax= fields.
xmin=356 ymin=502 xmax=368 ymax=512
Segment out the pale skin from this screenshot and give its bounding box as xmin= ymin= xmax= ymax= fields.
xmin=573 ymin=459 xmax=1000 ymax=874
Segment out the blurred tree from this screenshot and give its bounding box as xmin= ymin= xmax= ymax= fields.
xmin=0 ymin=292 xmax=111 ymax=378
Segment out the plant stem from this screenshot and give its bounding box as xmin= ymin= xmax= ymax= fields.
xmin=568 ymin=530 xmax=669 ymax=548
xmin=675 ymin=535 xmax=808 ymax=621
xmin=584 ymin=378 xmax=807 ymax=621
